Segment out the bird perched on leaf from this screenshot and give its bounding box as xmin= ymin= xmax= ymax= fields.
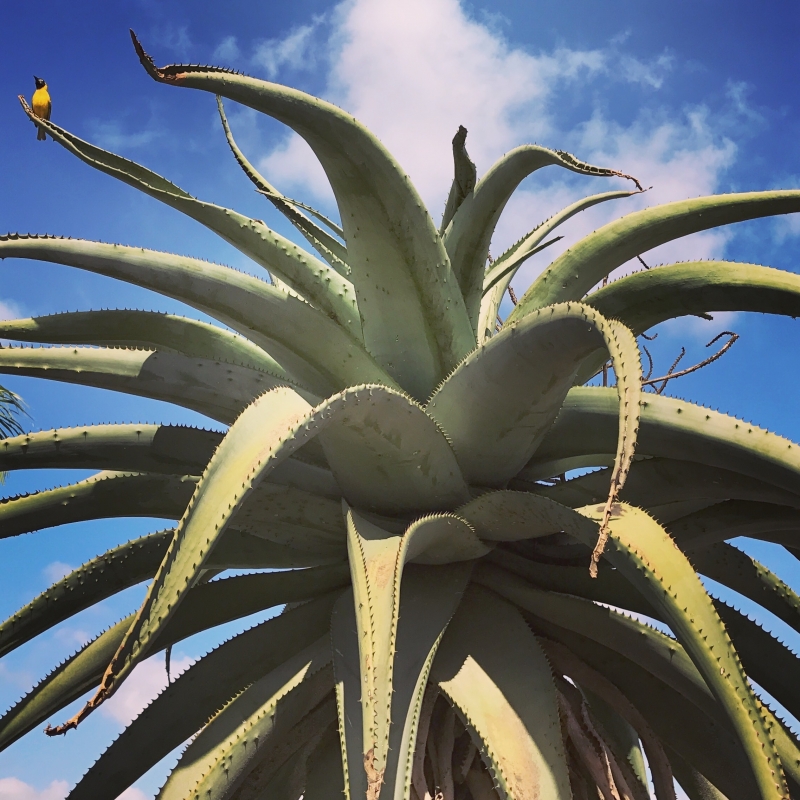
xmin=31 ymin=76 xmax=51 ymax=140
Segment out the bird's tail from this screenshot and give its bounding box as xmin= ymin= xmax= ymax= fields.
xmin=37 ymin=125 xmax=46 ymax=141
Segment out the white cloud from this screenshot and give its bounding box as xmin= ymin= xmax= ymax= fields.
xmin=43 ymin=561 xmax=73 ymax=583
xmin=253 ymin=23 xmax=320 ymax=79
xmin=84 ymin=121 xmax=159 ymax=151
xmin=255 ymin=0 xmax=736 ymax=288
xmin=213 ymin=35 xmax=241 ymax=63
xmin=100 ymin=651 xmax=193 ymax=728
xmin=0 ymin=778 xmax=68 ymax=800
xmin=619 ymin=51 xmax=674 ymax=89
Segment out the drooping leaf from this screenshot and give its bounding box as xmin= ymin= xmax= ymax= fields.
xmin=524 ymin=387 xmax=800 ymax=497
xmin=216 ymin=96 xmax=349 ymax=272
xmin=0 ymin=233 xmax=395 ymax=395
xmin=528 ymin=458 xmax=800 ymax=514
xmin=574 ymin=503 xmax=787 ymax=800
xmin=586 ymin=261 xmax=800 ymax=334
xmin=0 ymin=309 xmax=286 ymax=374
xmin=668 ymin=500 xmax=800 ymax=549
xmin=58 ymin=388 xmax=316 ymax=730
xmin=0 ymin=471 xmax=196 ymax=538
xmin=445 ymin=144 xmax=639 ymax=324
xmin=430 ymin=585 xmax=572 ymax=800
xmin=0 ymin=423 xmax=221 ymax=475
xmin=0 ymin=531 xmax=171 ymax=659
xmin=67 ymin=594 xmax=341 ymax=800
xmin=0 ymin=568 xmax=349 ymax=752
xmin=18 ymin=97 xmax=360 ymax=339
xmin=0 ymin=345 xmax=302 ymax=422
xmin=690 ymin=542 xmax=800 ymax=636
xmin=130 ymin=31 xmax=475 ymax=401
xmin=511 ymin=190 xmax=800 ymax=318
xmin=158 ymin=637 xmax=333 ymax=800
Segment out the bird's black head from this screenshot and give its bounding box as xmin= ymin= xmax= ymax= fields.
xmin=34 ymin=76 xmax=46 ymax=89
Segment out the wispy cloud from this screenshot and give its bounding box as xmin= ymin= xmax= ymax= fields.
xmin=213 ymin=35 xmax=241 ymax=63
xmin=253 ymin=21 xmax=322 ymax=80
xmin=0 ymin=300 xmax=23 ymax=321
xmin=84 ymin=120 xmax=160 ymax=151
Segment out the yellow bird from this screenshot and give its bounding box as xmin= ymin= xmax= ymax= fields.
xmin=31 ymin=76 xmax=51 ymax=141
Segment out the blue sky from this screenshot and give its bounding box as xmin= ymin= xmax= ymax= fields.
xmin=2 ymin=1 xmax=800 ymax=798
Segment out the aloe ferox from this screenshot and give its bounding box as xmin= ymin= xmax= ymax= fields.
xmin=2 ymin=29 xmax=800 ymax=800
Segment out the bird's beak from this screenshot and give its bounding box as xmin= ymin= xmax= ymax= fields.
xmin=33 ymin=75 xmax=40 ymax=82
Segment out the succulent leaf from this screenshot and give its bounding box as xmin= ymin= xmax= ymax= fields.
xmin=512 ymin=190 xmax=800 ymax=318
xmin=586 ymin=260 xmax=800 ymax=333
xmin=216 ymin=96 xmax=350 ymax=272
xmin=0 ymin=309 xmax=287 ymax=375
xmin=525 ymin=387 xmax=800 ymax=495
xmin=159 ymin=638 xmax=333 ymax=800
xmin=477 ymin=188 xmax=639 ymax=336
xmin=17 ymin=97 xmax=361 ymax=339
xmin=0 ymin=234 xmax=393 ymax=394
xmin=430 ymin=586 xmax=572 ymax=800
xmin=445 ymin=145 xmax=639 ymax=326
xmin=0 ymin=345 xmax=303 ymax=422
xmin=334 ymin=510 xmax=472 ymax=800
xmin=129 ymin=31 xmax=475 ymax=400
xmin=0 ymin=471 xmax=196 ymax=538
xmin=67 ymin=594 xmax=340 ymax=799
xmin=575 ymin=503 xmax=788 ymax=800
xmin=428 ymin=304 xmax=641 ymax=491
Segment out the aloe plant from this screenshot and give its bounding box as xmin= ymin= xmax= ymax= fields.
xmin=3 ymin=30 xmax=800 ymax=800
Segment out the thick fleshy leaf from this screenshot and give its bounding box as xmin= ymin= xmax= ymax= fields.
xmin=511 ymin=190 xmax=800 ymax=318
xmin=427 ymin=303 xmax=641 ymax=491
xmin=457 ymin=489 xmax=600 ymax=542
xmin=217 ymin=96 xmax=349 ymax=272
xmin=0 ymin=531 xmax=170 ymax=660
xmin=546 ymin=629 xmax=758 ymax=800
xmin=0 ymin=345 xmax=298 ymax=423
xmin=67 ymin=594 xmax=340 ymax=800
xmin=0 ymin=310 xmax=285 ymax=374
xmin=430 ymin=585 xmax=572 ymax=800
xmin=574 ymin=503 xmax=787 ymax=800
xmin=0 ymin=422 xmax=341 ymax=498
xmin=0 ymin=234 xmax=393 ymax=396
xmin=714 ymin=600 xmax=800 ymax=723
xmin=130 ymin=31 xmax=475 ymax=400
xmin=477 ymin=189 xmax=638 ymax=338
xmin=318 ymin=387 xmax=468 ymax=514
xmin=667 ymin=746 xmax=730 ymax=800
xmin=586 ymin=261 xmax=800 ymax=333
xmin=668 ymin=500 xmax=800 ymax=549
xmin=333 ymin=509 xmax=472 ymax=800
xmin=445 ymin=144 xmax=638 ymax=323
xmin=18 ymin=98 xmax=360 ymax=338
xmin=524 ymin=387 xmax=800 ymax=496
xmin=0 ymin=423 xmax=221 ymax=475
xmin=159 ymin=638 xmax=333 ymax=800
xmin=528 ymin=458 xmax=800 ymax=513
xmin=304 ymin=726 xmax=346 ymax=800
xmin=0 ymin=471 xmax=196 ymax=538
xmin=61 ymin=389 xmax=316 ymax=728
xmin=0 ymin=567 xmax=349 ymax=752
xmin=692 ymin=542 xmax=800 ymax=636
